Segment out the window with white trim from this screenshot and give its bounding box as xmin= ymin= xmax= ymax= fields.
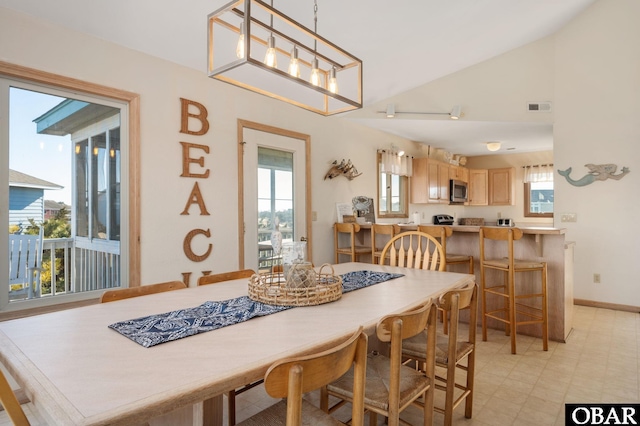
xmin=523 ymin=164 xmax=554 ymax=218
xmin=1 ymin=73 xmax=133 ymax=312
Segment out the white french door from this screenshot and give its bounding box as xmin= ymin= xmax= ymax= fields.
xmin=239 ymin=121 xmax=310 ymax=272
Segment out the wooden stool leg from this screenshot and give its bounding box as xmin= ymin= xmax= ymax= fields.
xmin=481 ymin=269 xmax=488 ymax=342
xmin=508 ymin=268 xmax=517 ymax=354
xmin=541 ymin=264 xmax=549 ymax=351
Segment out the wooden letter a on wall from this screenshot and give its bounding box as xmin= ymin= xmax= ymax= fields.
xmin=181 ymin=182 xmax=210 ymax=215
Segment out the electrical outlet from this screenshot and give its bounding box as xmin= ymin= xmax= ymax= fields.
xmin=497 ymin=212 xmax=502 ymax=219
xmin=593 ymin=273 xmax=601 ymax=284
xmin=422 ymin=212 xmax=425 ymax=219
xmin=561 ymin=213 xmax=577 ymax=222
xmin=311 ymin=211 xmax=317 ymax=221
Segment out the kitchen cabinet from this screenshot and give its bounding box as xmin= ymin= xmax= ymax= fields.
xmin=449 ymin=165 xmax=468 ymax=183
xmin=427 ymin=159 xmax=450 ymax=203
xmin=410 ymin=157 xmax=429 ymax=204
xmin=410 ymin=158 xmax=450 ymax=204
xmin=468 ymin=169 xmax=488 ymax=205
xmin=488 ymin=167 xmax=515 ymax=205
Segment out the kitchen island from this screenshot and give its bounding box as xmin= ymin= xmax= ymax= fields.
xmin=348 ymin=223 xmax=573 ymax=342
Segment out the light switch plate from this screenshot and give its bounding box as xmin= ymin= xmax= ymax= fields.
xmin=561 ymin=213 xmax=577 ymax=222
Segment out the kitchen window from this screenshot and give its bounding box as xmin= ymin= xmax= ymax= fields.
xmin=377 ymin=151 xmax=410 ymax=218
xmin=523 ymin=164 xmax=553 ymax=218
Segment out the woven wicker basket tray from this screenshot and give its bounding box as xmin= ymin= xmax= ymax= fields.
xmin=248 ymin=264 xmax=342 ymax=307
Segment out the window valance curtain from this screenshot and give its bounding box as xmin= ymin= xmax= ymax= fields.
xmin=523 ymin=164 xmax=554 ymax=183
xmin=380 ymin=150 xmax=413 ymax=177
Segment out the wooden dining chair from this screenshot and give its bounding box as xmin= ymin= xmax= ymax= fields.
xmin=0 ymin=369 xmax=30 ymax=426
xmin=323 ymin=301 xmax=437 ymax=426
xmin=197 ymin=269 xmax=255 ymax=286
xmin=238 ymin=327 xmax=368 ymax=426
xmin=418 ymin=225 xmax=474 ymax=334
xmin=197 ymin=269 xmax=255 ymax=425
xmin=379 ymin=231 xmax=445 ymax=271
xmin=402 ymin=283 xmax=478 ymax=426
xmin=99 ymin=280 xmax=187 ymax=303
xmin=371 ymin=223 xmax=400 ymax=264
xmin=334 ymin=223 xmax=370 ymax=263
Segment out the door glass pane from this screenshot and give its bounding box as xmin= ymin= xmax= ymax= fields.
xmin=257 ymin=147 xmax=293 ymax=271
xmin=7 ymin=86 xmax=122 ymax=301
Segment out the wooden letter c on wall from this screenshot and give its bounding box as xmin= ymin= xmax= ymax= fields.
xmin=183 ymin=228 xmax=213 ymax=262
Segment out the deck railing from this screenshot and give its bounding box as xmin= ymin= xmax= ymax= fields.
xmin=19 ymin=238 xmax=121 ymax=299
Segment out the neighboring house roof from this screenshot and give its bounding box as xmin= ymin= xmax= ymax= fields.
xmin=44 ymin=199 xmax=70 ymax=210
xmin=9 ymin=169 xmax=63 ymax=190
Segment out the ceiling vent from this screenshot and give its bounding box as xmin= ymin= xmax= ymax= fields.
xmin=527 ymin=101 xmax=552 ymax=112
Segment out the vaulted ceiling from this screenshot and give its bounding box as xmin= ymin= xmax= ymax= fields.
xmin=0 ymin=0 xmax=596 ymax=155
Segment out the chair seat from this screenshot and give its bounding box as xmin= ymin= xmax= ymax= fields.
xmin=483 ymin=257 xmax=545 ymax=270
xmin=403 ymin=332 xmax=474 ymax=365
xmin=446 ymin=253 xmax=472 ymax=263
xmin=327 ymin=352 xmax=430 ymax=412
xmin=237 ymin=399 xmax=345 ymax=426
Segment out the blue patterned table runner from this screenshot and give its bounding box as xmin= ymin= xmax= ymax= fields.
xmin=109 ymin=270 xmax=403 ymax=348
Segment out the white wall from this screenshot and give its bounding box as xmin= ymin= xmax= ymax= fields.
xmin=0 ymin=7 xmax=415 ymax=285
xmin=554 ymin=0 xmax=640 ymax=306
xmin=374 ymin=0 xmax=640 ymax=307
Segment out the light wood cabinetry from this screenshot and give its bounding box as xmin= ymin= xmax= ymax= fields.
xmin=488 ymin=167 xmax=515 ymax=206
xmin=411 ymin=161 xmax=513 ymax=206
xmin=411 ymin=158 xmax=449 ymax=204
xmin=427 ymin=159 xmax=449 ymax=203
xmin=449 ymin=165 xmax=468 ymax=183
xmin=468 ymin=169 xmax=488 ymax=206
xmin=410 ymin=157 xmax=429 ymax=204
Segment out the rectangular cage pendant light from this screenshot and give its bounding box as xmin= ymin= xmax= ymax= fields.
xmin=208 ymin=0 xmax=363 ymax=116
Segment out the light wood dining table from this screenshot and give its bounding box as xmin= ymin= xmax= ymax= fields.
xmin=0 ymin=262 xmax=474 ymax=425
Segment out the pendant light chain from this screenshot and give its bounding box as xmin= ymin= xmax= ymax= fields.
xmin=314 ymin=0 xmax=318 ymax=32
xmin=270 ymin=0 xmax=274 ymax=29
xmin=313 ymin=0 xmax=318 ymax=49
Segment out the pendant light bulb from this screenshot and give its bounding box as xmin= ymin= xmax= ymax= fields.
xmin=310 ymin=58 xmax=320 ymax=86
xmin=288 ymin=46 xmax=301 ymax=78
xmin=264 ymin=35 xmax=277 ymax=68
xmin=236 ymin=22 xmax=245 ymax=59
xmin=328 ymin=66 xmax=338 ymax=94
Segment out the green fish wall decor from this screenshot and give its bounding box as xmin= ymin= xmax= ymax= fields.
xmin=557 ymin=163 xmax=630 ymax=187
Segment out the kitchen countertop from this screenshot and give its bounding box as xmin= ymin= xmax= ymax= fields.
xmin=360 ymin=223 xmax=566 ymax=235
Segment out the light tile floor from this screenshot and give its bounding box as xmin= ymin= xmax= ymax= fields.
xmin=1 ymin=305 xmax=638 ymax=425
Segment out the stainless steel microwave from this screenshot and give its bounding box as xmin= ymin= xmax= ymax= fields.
xmin=450 ymin=179 xmax=468 ymax=203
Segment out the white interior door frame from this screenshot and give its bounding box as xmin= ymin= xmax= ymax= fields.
xmin=237 ymin=120 xmax=311 ymax=270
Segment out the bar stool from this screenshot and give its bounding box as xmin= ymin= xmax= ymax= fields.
xmin=419 ymin=225 xmax=474 ymax=333
xmin=334 ymin=223 xmax=369 ymax=263
xmin=479 ymin=227 xmax=548 ymax=354
xmin=418 ymin=225 xmax=474 ymax=274
xmin=371 ymin=223 xmax=400 ymax=264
